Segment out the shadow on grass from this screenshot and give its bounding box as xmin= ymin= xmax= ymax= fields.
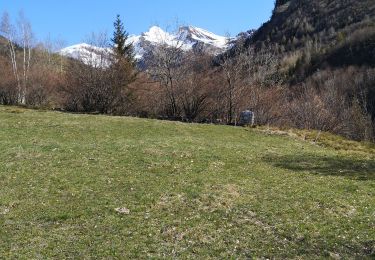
xmin=263 ymin=154 xmax=375 ymax=181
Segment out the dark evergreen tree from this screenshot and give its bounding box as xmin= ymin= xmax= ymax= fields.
xmin=111 ymin=14 xmax=134 ymax=63
xmin=275 ymin=0 xmax=289 ymax=7
xmin=106 ymin=15 xmax=137 ymax=113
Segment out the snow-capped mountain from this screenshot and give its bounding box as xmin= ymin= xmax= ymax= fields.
xmin=59 ymin=25 xmax=232 ymax=64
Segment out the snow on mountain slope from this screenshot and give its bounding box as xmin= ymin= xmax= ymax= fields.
xmin=59 ymin=43 xmax=111 ymax=67
xmin=59 ymin=25 xmax=232 ymax=64
xmin=178 ymin=26 xmax=228 ymax=49
xmin=141 ymin=26 xmax=176 ymax=44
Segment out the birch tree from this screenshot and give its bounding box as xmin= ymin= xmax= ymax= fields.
xmin=1 ymin=12 xmax=20 ymax=102
xmin=0 ymin=11 xmax=33 ymax=104
xmin=17 ymin=11 xmax=33 ymax=104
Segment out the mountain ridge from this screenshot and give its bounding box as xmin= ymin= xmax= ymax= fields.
xmin=59 ymin=25 xmax=237 ymax=64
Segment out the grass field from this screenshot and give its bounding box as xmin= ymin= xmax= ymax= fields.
xmin=0 ymin=106 xmax=374 ymax=258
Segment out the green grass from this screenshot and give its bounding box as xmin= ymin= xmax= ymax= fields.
xmin=0 ymin=106 xmax=374 ymax=258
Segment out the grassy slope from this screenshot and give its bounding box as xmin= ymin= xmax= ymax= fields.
xmin=0 ymin=106 xmax=374 ymax=258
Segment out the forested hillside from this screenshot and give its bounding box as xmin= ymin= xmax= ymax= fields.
xmin=237 ymin=0 xmax=375 ymax=140
xmin=249 ymin=0 xmax=375 ymax=78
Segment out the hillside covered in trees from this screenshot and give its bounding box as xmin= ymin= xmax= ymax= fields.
xmin=250 ymin=0 xmax=375 ymax=77
xmin=240 ymin=0 xmax=375 ymax=140
xmin=0 ymin=0 xmax=374 ymax=141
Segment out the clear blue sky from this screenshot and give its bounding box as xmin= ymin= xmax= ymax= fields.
xmin=1 ymin=0 xmax=275 ymax=46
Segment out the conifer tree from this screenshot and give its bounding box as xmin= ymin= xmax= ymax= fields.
xmin=108 ymin=14 xmax=137 ymax=113
xmin=111 ymin=14 xmax=134 ymax=63
xmin=275 ymin=0 xmax=289 ymax=7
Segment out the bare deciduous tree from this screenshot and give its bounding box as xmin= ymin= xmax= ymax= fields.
xmin=177 ymin=51 xmax=213 ymax=122
xmin=0 ymin=11 xmax=34 ymax=104
xmin=18 ymin=11 xmax=33 ymax=104
xmin=145 ymin=27 xmax=186 ymax=119
xmin=1 ymin=11 xmax=20 ymax=102
xmin=217 ymin=39 xmax=249 ymax=124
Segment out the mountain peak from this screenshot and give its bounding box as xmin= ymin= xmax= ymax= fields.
xmin=141 ymin=26 xmax=175 ymax=44
xmin=178 ymin=25 xmax=228 ymax=49
xmin=144 ymin=26 xmax=165 ymax=36
xmin=59 ymin=25 xmax=234 ymax=64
